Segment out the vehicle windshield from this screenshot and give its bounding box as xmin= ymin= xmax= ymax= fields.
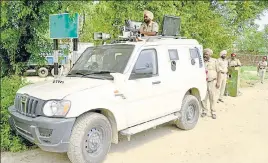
xmin=68 ymin=44 xmax=134 ymax=78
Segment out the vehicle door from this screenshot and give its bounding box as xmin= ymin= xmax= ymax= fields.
xmin=122 ymin=47 xmax=166 ymax=127
xmin=159 ymin=46 xmax=186 ymax=113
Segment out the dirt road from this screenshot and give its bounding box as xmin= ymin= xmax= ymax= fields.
xmin=2 ymin=82 xmax=268 ymax=163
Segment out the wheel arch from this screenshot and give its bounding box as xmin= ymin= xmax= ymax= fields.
xmin=185 ymin=88 xmax=201 ymax=100
xmin=78 ymin=108 xmax=119 ymax=144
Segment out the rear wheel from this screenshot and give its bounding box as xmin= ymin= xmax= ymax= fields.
xmin=38 ymin=67 xmax=48 ymax=78
xmin=68 ymin=112 xmax=112 ymax=163
xmin=175 ymin=95 xmax=200 ymax=130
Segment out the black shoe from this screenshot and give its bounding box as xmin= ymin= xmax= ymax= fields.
xmin=218 ymin=99 xmax=224 ymax=103
xmin=201 ymin=113 xmax=207 ymax=117
xmin=212 ymin=114 xmax=216 ymax=119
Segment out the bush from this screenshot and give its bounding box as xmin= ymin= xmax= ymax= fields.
xmin=0 ymin=75 xmax=34 ymax=152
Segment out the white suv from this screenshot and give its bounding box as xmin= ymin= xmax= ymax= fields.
xmin=9 ymin=36 xmax=207 ymax=163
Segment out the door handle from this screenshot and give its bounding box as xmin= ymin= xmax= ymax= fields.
xmin=152 ymin=81 xmax=161 ymax=85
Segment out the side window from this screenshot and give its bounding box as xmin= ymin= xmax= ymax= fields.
xmin=130 ymin=49 xmax=158 ymax=79
xmin=189 ymin=48 xmax=199 ymax=59
xmin=168 ymin=49 xmax=179 ymax=60
xmin=189 ymin=48 xmax=203 ymax=68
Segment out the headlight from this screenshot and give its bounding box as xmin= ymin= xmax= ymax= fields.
xmin=43 ymin=100 xmax=71 ymax=117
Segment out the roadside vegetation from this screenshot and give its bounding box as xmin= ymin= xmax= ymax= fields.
xmin=1 ymin=76 xmax=32 ymax=152
xmin=240 ymin=66 xmax=268 ymax=87
xmin=1 ymin=1 xmax=268 ymax=152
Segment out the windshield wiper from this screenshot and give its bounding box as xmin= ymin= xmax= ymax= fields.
xmin=68 ymin=71 xmax=115 ymax=79
xmin=87 ymin=70 xmax=116 ymax=75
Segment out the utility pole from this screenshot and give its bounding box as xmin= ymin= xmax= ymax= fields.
xmin=72 ymin=38 xmax=78 ymax=67
xmin=53 ymin=39 xmax=59 ymax=77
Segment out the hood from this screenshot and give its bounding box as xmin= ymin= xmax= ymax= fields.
xmin=17 ymin=77 xmax=112 ymax=100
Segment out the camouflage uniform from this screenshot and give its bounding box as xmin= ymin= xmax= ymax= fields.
xmin=202 ymin=49 xmax=220 ymax=118
xmin=258 ymin=60 xmax=267 ymax=83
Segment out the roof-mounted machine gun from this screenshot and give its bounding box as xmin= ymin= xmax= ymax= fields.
xmin=94 ymin=15 xmax=184 ymax=43
xmin=118 ymin=20 xmax=143 ymax=41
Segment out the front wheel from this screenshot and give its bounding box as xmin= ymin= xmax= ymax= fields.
xmin=175 ymin=95 xmax=200 ymax=130
xmin=67 ymin=112 xmax=112 ymax=163
xmin=38 ymin=67 xmax=49 ymax=78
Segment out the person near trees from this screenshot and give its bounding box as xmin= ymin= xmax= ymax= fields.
xmin=228 ymin=53 xmax=242 ymax=95
xmin=139 ymin=10 xmax=159 ymax=36
xmin=202 ymin=48 xmax=221 ymax=119
xmin=217 ymin=50 xmax=229 ymax=103
xmin=257 ymin=56 xmax=268 ymax=84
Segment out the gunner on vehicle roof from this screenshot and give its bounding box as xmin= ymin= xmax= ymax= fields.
xmin=139 ymin=10 xmax=159 ymax=36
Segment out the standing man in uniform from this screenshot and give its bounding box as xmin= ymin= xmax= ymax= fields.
xmin=228 ymin=53 xmax=242 ymax=95
xmin=202 ymin=48 xmax=221 ymax=119
xmin=257 ymin=56 xmax=267 ymax=84
xmin=228 ymin=53 xmax=241 ymax=67
xmin=217 ymin=50 xmax=229 ymax=103
xmin=139 ymin=10 xmax=159 ymax=36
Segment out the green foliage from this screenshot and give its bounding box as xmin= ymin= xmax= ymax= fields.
xmin=79 ymin=1 xmax=268 ymax=57
xmin=1 ymin=1 xmax=267 ymax=77
xmin=0 ymin=75 xmax=32 ymax=152
xmin=1 ymin=1 xmax=60 ymax=76
xmin=236 ymin=24 xmax=268 ymax=55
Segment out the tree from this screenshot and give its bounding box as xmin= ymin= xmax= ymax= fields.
xmin=235 ymin=23 xmax=268 ymax=55
xmin=1 ymin=1 xmax=268 ymax=76
xmin=0 ymin=1 xmax=93 ymax=77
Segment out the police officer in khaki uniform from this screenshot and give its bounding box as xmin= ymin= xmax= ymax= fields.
xmin=217 ymin=50 xmax=228 ymax=103
xmin=257 ymin=56 xmax=267 ymax=84
xmin=202 ymin=48 xmax=221 ymax=119
xmin=139 ymin=10 xmax=159 ymax=36
xmin=228 ymin=53 xmax=242 ymax=95
xmin=228 ymin=53 xmax=241 ymax=67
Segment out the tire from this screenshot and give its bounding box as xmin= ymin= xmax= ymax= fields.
xmin=51 ymin=65 xmax=64 ymax=77
xmin=67 ymin=112 xmax=112 ymax=163
xmin=175 ymin=95 xmax=200 ymax=130
xmin=38 ymin=67 xmax=48 ymax=78
xmin=51 ymin=68 xmax=55 ymax=77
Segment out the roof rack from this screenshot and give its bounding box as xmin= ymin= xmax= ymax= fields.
xmin=109 ymin=35 xmax=188 ymax=44
xmin=144 ymin=35 xmax=187 ymax=42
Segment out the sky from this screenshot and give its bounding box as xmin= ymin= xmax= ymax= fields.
xmin=254 ymin=10 xmax=268 ymax=31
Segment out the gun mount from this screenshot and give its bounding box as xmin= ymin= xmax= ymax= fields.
xmin=94 ymin=15 xmax=183 ymax=44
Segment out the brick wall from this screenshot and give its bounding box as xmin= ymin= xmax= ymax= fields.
xmin=236 ymin=55 xmax=268 ymax=66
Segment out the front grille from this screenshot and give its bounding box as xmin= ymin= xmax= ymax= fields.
xmin=15 ymin=94 xmax=43 ymax=117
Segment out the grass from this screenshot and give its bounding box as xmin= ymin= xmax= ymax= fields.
xmin=240 ymin=66 xmax=268 ymax=87
xmin=240 ymin=66 xmax=257 ymax=72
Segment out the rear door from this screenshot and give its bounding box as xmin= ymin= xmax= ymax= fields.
xmin=187 ymin=46 xmax=207 ymax=99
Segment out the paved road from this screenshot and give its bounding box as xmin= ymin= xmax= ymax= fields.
xmin=2 ymin=81 xmax=268 ymax=163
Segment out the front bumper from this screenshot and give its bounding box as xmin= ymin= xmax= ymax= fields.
xmin=8 ymin=105 xmax=75 ymax=153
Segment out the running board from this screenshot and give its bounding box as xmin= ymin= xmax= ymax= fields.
xmin=120 ymin=112 xmax=180 ymax=141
